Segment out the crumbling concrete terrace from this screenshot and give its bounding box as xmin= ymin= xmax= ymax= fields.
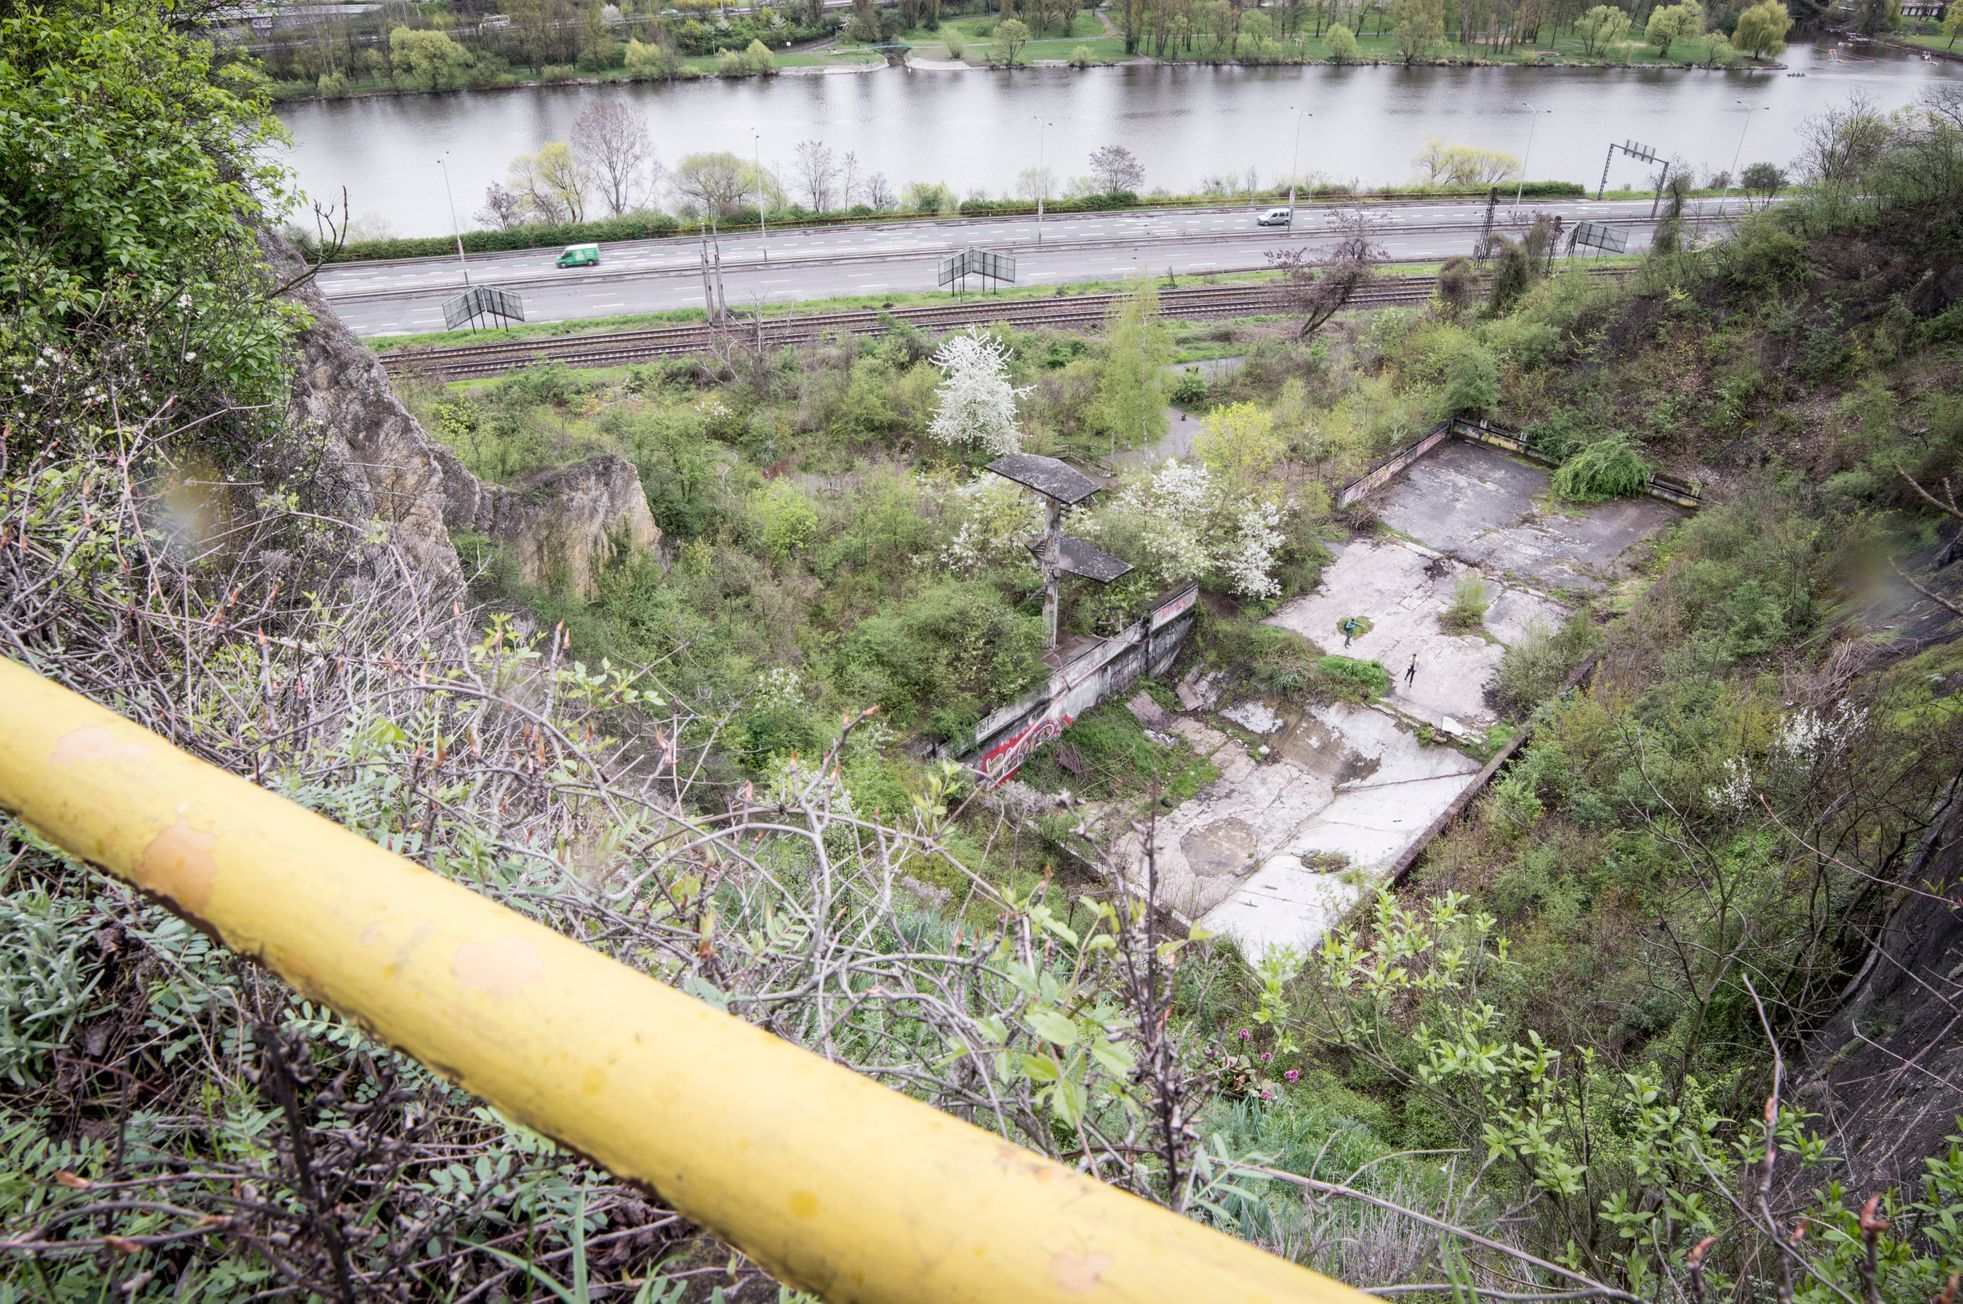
xmin=1110 ymin=441 xmax=1685 ymax=961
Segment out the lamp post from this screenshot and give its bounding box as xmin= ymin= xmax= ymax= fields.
xmin=437 ymin=154 xmax=469 ymax=286
xmin=1716 ymin=100 xmax=1766 ymax=217
xmin=1511 ymin=101 xmax=1543 ymax=216
xmin=753 ymin=130 xmax=768 ymax=263
xmin=1035 ymin=116 xmax=1051 ymax=243
xmin=1286 ymin=106 xmax=1310 ymax=224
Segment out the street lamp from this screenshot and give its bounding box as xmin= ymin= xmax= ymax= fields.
xmin=753 ymin=129 xmax=768 ymax=263
xmin=437 ymin=153 xmax=469 ymax=286
xmin=1717 ymin=100 xmax=1767 ymax=217
xmin=1286 ymin=106 xmax=1311 ymax=224
xmin=1511 ymin=101 xmax=1545 ymax=216
xmin=1035 ymin=116 xmax=1051 ymax=243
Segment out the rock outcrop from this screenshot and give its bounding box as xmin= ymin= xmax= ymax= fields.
xmin=1796 ymin=785 xmax=1963 ymax=1192
xmin=283 ymin=252 xmax=465 ymax=591
xmin=273 ymin=240 xmax=660 ymax=598
xmin=435 ymin=448 xmax=661 ymax=598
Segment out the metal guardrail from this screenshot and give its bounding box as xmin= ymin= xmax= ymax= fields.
xmin=0 ymin=658 xmax=1363 ymax=1303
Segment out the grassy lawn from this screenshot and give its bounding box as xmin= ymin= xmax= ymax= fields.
xmin=1901 ymin=31 xmax=1960 ymax=55
xmin=861 ymin=16 xmax=1769 ymax=68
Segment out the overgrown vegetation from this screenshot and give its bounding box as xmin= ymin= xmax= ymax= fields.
xmin=5 ymin=8 xmax=1963 ymax=1298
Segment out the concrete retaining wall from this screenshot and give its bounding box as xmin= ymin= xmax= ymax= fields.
xmin=1338 ymin=417 xmax=1704 ymax=511
xmin=963 ymin=583 xmax=1200 ymax=786
xmin=1384 ymin=651 xmax=1601 ymax=887
xmin=1336 ymin=423 xmax=1452 ymax=509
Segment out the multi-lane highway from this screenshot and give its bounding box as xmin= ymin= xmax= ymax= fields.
xmin=320 ymin=197 xmax=1730 ymax=337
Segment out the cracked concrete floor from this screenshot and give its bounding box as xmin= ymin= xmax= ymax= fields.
xmin=1111 ymin=442 xmax=1683 ymax=961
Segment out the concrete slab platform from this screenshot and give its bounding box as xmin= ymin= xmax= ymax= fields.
xmin=1267 ymin=538 xmax=1567 ymax=735
xmin=1376 ymin=440 xmax=1683 ymax=592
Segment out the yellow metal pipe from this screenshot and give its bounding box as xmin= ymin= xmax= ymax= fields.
xmin=0 ymin=658 xmax=1361 ymax=1303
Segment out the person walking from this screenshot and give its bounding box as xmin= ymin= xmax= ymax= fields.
xmin=1342 ymin=618 xmax=1358 ymax=648
xmin=1404 ymin=653 xmax=1417 ymax=687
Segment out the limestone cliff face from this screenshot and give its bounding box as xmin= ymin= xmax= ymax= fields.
xmin=436 ymin=448 xmax=662 ymax=598
xmin=1795 ymin=787 xmax=1963 ymax=1192
xmin=283 ymin=255 xmax=464 ymax=591
xmin=274 ymin=241 xmax=659 ymax=597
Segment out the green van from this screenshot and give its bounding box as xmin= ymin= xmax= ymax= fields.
xmin=555 ymin=243 xmax=600 ymax=269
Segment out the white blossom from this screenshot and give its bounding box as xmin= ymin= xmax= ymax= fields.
xmin=1706 ymin=756 xmax=1755 ymax=811
xmin=1106 ymin=459 xmax=1285 ymax=599
xmin=755 ymin=666 xmax=803 ymax=707
xmin=1775 ymin=701 xmax=1865 ymax=760
xmin=927 ymin=329 xmax=1029 ymax=456
xmin=940 ymin=474 xmax=1044 ymax=574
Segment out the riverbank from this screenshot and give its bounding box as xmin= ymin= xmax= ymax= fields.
xmin=265 ymin=28 xmax=1787 ymax=105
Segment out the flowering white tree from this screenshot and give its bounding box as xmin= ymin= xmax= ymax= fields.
xmin=928 ymin=329 xmax=1028 ymax=455
xmin=940 ymin=475 xmax=1045 ymax=574
xmin=1104 ymin=460 xmax=1285 ymax=600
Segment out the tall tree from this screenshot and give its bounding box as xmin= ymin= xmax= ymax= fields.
xmin=1097 ymin=281 xmax=1172 ymax=449
xmin=1731 ymin=0 xmax=1790 ymax=56
xmin=793 ymin=139 xmax=840 ymax=210
xmin=1644 ymin=1 xmax=1701 ymax=57
xmin=1389 ymin=0 xmax=1445 ymax=62
xmin=1575 ymin=3 xmax=1630 ymax=54
xmin=671 ymin=151 xmax=778 ymax=217
xmin=507 ymin=141 xmax=592 ymax=222
xmin=573 ymin=100 xmax=659 ymax=216
xmin=1266 ymin=207 xmax=1387 ymax=338
xmin=1088 ymin=144 xmax=1146 ymax=193
xmin=929 ymin=330 xmax=1029 ymax=455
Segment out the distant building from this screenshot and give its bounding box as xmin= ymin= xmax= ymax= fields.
xmin=1901 ymin=0 xmax=1948 ymax=18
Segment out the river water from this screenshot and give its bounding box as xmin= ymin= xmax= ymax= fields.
xmin=277 ymin=39 xmax=1957 ymax=238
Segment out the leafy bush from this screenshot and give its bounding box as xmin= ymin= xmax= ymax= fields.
xmin=1551 ymin=433 xmax=1651 ymax=501
xmin=1170 ymin=370 xmax=1212 ymax=406
xmin=1440 ymin=573 xmax=1490 ymax=632
xmin=1490 ymin=616 xmax=1595 ymax=716
xmin=1313 ymin=655 xmax=1390 ymax=702
xmin=837 ymin=579 xmax=1046 ymax=735
xmin=1016 ymin=704 xmax=1214 ymax=801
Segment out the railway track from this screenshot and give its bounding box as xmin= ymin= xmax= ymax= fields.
xmin=385 ymin=267 xmax=1626 ymax=381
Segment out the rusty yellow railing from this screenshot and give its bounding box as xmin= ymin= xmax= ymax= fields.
xmin=0 ymin=658 xmax=1363 ymax=1302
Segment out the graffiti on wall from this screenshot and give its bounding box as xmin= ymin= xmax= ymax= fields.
xmin=964 ymin=582 xmax=1199 ymax=787
xmin=1336 ymin=424 xmax=1451 ymax=508
xmin=979 ymin=712 xmax=1074 ymax=786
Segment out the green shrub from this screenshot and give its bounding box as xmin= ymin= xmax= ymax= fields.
xmin=745 ymin=479 xmax=821 ymax=560
xmin=1170 ymin=370 xmax=1212 ymax=406
xmin=1313 ymin=655 xmax=1390 ymax=702
xmin=1440 ymin=573 xmax=1490 ymax=632
xmin=1491 ymin=616 xmax=1595 ymax=716
xmin=1552 ymin=433 xmax=1651 ymax=501
xmin=838 ymin=579 xmax=1046 ymax=735
xmin=1016 ymin=704 xmax=1215 ymax=800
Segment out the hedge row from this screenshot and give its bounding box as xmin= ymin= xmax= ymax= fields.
xmin=314 ymin=181 xmax=1588 ymax=262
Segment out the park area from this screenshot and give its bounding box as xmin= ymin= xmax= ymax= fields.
xmin=1108 ymin=438 xmax=1682 ymax=960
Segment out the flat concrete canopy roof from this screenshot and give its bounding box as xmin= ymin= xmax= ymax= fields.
xmin=986 ymin=453 xmax=1101 ymax=505
xmin=1027 ymin=534 xmax=1134 ymax=584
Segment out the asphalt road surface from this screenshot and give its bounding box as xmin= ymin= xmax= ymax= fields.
xmin=320 ymin=197 xmax=1727 ymax=337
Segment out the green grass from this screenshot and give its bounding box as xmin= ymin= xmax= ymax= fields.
xmin=1901 ymin=31 xmax=1961 ymax=55
xmin=876 ymin=20 xmax=1775 ymax=68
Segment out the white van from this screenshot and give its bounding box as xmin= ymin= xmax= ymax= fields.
xmin=1256 ymin=207 xmax=1294 ymax=227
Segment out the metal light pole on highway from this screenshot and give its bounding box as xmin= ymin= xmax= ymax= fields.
xmin=437 ymin=154 xmax=469 ymax=286
xmin=1286 ymin=107 xmax=1310 ymax=224
xmin=1511 ymin=101 xmax=1544 ymax=216
xmin=1035 ymin=116 xmax=1051 ymax=244
xmin=753 ymin=130 xmax=769 ymax=263
xmin=1716 ymin=100 xmax=1767 ymax=218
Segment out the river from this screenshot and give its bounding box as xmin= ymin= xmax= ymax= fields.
xmin=277 ymin=38 xmax=1957 ymax=238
